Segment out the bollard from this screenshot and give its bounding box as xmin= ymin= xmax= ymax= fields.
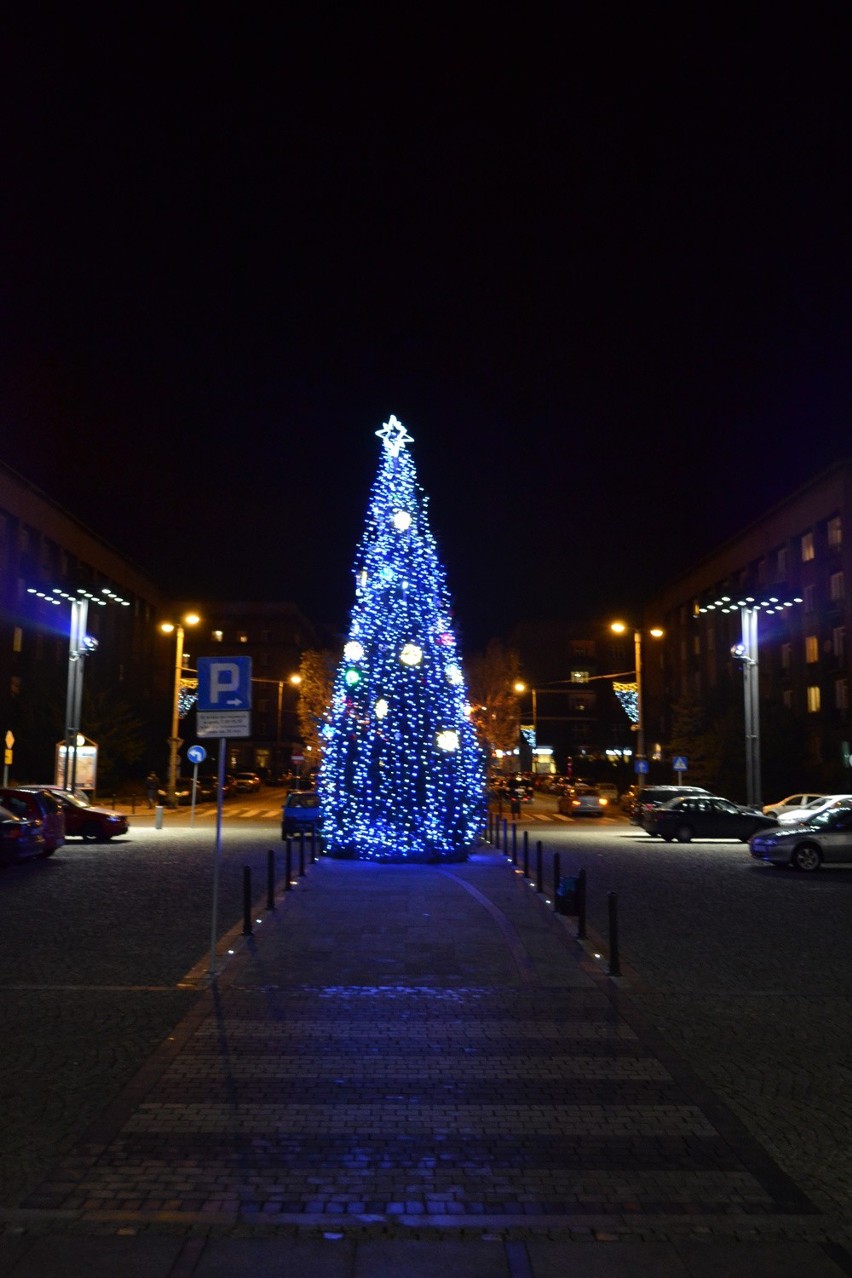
xmin=242 ymin=866 xmax=253 ymax=936
xmin=298 ymin=831 xmax=306 ymax=876
xmin=284 ymin=839 xmax=292 ymax=891
xmin=608 ymin=890 xmax=620 ymax=976
xmin=522 ymin=829 xmax=529 ymax=878
xmin=511 ymin=822 xmax=518 ymax=865
xmin=552 ymin=851 xmax=560 ymax=906
xmin=502 ymin=818 xmax=508 ymax=851
xmin=536 ymin=840 xmax=543 ymax=893
xmin=310 ymin=826 xmax=317 ymax=863
xmin=266 ymin=848 xmax=276 ymax=911
xmin=577 ymin=867 xmax=587 ymax=939
xmin=154 ymin=804 xmax=164 ymax=830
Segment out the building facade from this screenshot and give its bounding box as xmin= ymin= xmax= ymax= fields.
xmin=0 ymin=462 xmax=165 ymax=786
xmin=644 ymin=458 xmax=852 ymax=798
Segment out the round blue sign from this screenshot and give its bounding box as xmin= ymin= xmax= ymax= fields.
xmin=187 ymin=745 xmax=207 ymax=764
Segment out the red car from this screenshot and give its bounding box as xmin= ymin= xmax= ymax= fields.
xmin=28 ymin=787 xmax=129 ymax=842
xmin=0 ymin=803 xmax=46 ymax=862
xmin=0 ymin=787 xmax=65 ymax=854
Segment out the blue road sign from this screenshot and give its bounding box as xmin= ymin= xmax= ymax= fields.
xmin=673 ymin=755 xmax=688 ymax=772
xmin=197 ymin=657 xmax=252 ymax=712
xmin=187 ymin=745 xmax=207 ymax=765
xmin=635 ymin=759 xmax=649 ymax=773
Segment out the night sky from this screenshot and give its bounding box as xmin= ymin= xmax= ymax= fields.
xmin=3 ymin=10 xmax=851 ymax=652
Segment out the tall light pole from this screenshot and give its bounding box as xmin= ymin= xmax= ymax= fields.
xmin=27 ymin=584 xmax=130 ymax=791
xmin=160 ymin=614 xmax=200 ymax=807
xmin=611 ymin=621 xmax=664 ymax=793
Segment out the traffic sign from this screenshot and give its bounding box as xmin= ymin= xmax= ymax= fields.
xmin=635 ymin=759 xmax=649 ymax=773
xmin=673 ymin=755 xmax=688 ymax=772
xmin=187 ymin=745 xmax=207 ymax=764
xmin=196 ymin=657 xmax=252 ymax=738
xmin=197 ymin=657 xmax=252 ymax=711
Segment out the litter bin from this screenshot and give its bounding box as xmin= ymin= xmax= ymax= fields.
xmin=555 ymin=875 xmax=578 ymax=916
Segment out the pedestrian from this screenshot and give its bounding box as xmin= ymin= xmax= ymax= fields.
xmin=145 ymin=771 xmax=159 ymax=809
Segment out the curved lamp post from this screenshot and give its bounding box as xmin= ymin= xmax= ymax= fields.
xmin=610 ymin=621 xmax=663 ymax=792
xmin=159 ymin=613 xmax=200 ymax=807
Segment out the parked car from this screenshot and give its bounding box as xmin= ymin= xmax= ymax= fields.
xmin=774 ymin=793 xmax=852 ymax=824
xmin=630 ymin=785 xmax=712 ymax=828
xmin=649 ymin=794 xmax=777 ymax=843
xmin=157 ymin=778 xmax=197 ymax=806
xmin=0 ymin=803 xmax=47 ymax=862
xmin=195 ymin=776 xmax=219 ymax=801
xmin=750 ymin=803 xmax=852 ymax=870
xmin=761 ymin=793 xmax=828 ymax=819
xmin=558 ymin=784 xmax=608 ymax=817
xmin=36 ymin=787 xmax=129 ymax=842
xmin=234 ymin=771 xmax=262 ymax=793
xmin=595 ymin=782 xmax=620 ymax=806
xmin=0 ymin=786 xmax=65 ymax=853
xmin=281 ymin=790 xmax=323 ymax=836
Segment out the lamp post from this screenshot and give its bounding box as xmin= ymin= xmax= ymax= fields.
xmin=27 ymin=583 xmax=130 ymax=791
xmin=610 ymin=621 xmax=664 ymax=793
xmin=160 ymin=614 xmax=200 ymax=807
xmin=250 ymin=672 xmax=302 ymax=777
xmin=513 ymin=681 xmax=537 ymax=773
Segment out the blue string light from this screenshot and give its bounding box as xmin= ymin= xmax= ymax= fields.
xmin=317 ymin=416 xmax=486 ymax=861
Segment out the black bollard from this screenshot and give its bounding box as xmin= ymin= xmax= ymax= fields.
xmin=298 ymin=831 xmax=306 ymax=876
xmin=536 ymin=840 xmax=543 ymax=893
xmin=502 ymin=818 xmax=508 ymax=851
xmin=522 ymin=829 xmax=529 ymax=878
xmin=511 ymin=822 xmax=518 ymax=865
xmin=284 ymin=839 xmax=292 ymax=891
xmin=552 ymin=850 xmax=560 ymax=905
xmin=266 ymin=849 xmax=276 ymax=910
xmin=242 ymin=865 xmax=253 ymax=936
xmin=608 ymin=890 xmax=620 ymax=976
xmin=577 ymin=867 xmax=587 ymax=939
xmin=310 ymin=826 xmax=317 ymax=863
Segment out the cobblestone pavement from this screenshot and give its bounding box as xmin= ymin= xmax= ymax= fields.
xmin=0 ymin=841 xmax=849 ymax=1275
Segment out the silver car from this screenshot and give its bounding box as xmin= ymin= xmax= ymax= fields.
xmin=749 ymin=805 xmax=852 ymax=871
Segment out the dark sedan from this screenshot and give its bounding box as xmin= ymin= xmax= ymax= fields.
xmin=647 ymin=794 xmax=777 ymax=843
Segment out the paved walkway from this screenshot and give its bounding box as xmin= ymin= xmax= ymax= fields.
xmin=0 ymin=844 xmax=849 ymax=1276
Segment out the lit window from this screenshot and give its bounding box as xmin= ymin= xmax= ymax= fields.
xmin=828 ymin=515 xmax=842 ymax=550
xmin=807 ymin=685 xmax=821 ymax=712
xmin=570 ymin=669 xmax=590 ymax=683
xmin=801 ymin=531 xmax=815 ymax=562
xmin=805 ymin=635 xmax=819 ymax=663
xmin=238 ymin=631 xmax=249 ymax=644
xmin=12 ymin=627 xmax=22 ymax=653
xmin=830 ymin=572 xmax=844 ymax=602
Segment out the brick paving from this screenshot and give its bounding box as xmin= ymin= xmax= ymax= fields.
xmin=2 ymin=848 xmax=850 ymax=1275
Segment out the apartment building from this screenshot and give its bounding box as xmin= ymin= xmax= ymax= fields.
xmin=644 ymin=457 xmax=852 ymax=792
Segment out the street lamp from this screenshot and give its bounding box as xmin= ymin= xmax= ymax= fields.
xmin=159 ymin=613 xmax=200 ymax=807
xmin=610 ymin=621 xmax=664 ymax=793
xmin=696 ymin=590 xmax=802 ymax=809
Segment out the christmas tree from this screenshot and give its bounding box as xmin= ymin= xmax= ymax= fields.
xmin=317 ymin=415 xmax=486 ymax=861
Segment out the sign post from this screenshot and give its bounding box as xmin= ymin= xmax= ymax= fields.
xmin=3 ymin=730 xmax=13 ymax=786
xmin=186 ymin=744 xmax=207 ymax=827
xmin=196 ymin=658 xmax=252 ymax=977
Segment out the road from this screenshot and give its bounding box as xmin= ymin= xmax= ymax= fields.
xmin=0 ymin=790 xmax=849 ymax=1225
xmin=497 ymin=796 xmax=852 ymax=1220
